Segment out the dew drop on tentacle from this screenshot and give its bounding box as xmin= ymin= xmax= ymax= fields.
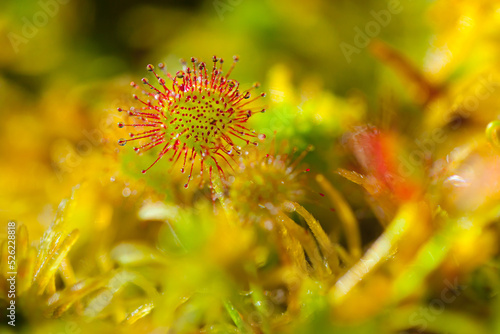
xmin=158 ymin=62 xmax=168 ymax=76
xmin=118 ymin=139 xmax=127 ymax=146
xmin=117 ymin=122 xmax=124 ymax=128
xmin=258 ymin=134 xmax=266 ymax=140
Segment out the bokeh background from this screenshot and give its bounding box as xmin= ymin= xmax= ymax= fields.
xmin=2 ymin=0 xmax=500 ymax=333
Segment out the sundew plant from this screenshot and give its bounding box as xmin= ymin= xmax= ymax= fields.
xmin=2 ymin=1 xmax=500 ymax=334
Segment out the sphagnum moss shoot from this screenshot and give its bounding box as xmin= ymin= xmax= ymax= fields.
xmin=118 ymin=56 xmax=266 ymax=190
xmin=228 ymin=143 xmax=339 ymax=278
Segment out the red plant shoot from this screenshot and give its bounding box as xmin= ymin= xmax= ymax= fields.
xmin=118 ymin=56 xmax=266 ymax=189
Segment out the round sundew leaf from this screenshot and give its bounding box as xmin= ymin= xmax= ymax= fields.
xmin=117 ymin=56 xmax=266 ymax=192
